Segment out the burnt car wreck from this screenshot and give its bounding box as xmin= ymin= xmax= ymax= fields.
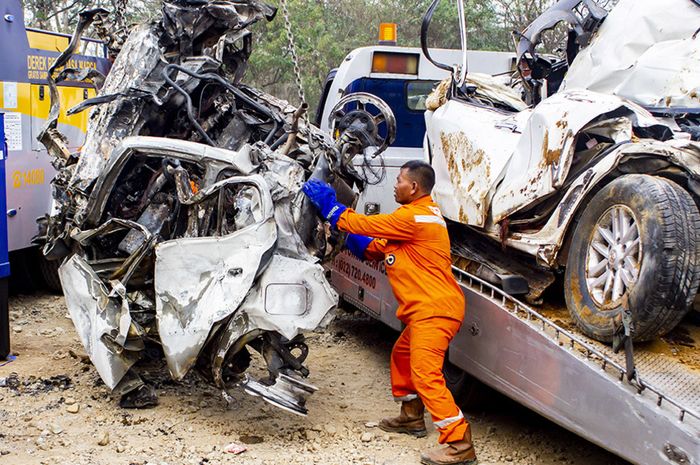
xmin=37 ymin=1 xmax=395 ymax=414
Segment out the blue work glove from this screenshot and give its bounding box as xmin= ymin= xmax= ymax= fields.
xmin=345 ymin=234 xmax=373 ymax=260
xmin=302 ymin=178 xmax=347 ymax=228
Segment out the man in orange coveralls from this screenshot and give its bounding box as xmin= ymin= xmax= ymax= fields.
xmin=303 ymin=161 xmax=476 ymax=465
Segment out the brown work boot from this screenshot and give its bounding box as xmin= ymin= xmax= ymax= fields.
xmin=420 ymin=425 xmax=478 ymax=465
xmin=378 ymin=397 xmax=427 ymax=437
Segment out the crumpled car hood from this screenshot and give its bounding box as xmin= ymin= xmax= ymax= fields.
xmin=562 ymin=0 xmax=700 ymax=110
xmin=490 ymin=90 xmax=673 ymax=222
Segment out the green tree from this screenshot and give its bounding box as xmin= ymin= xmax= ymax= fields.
xmin=22 ymin=0 xmax=157 ymax=33
xmin=246 ymin=1 xmax=345 ymax=112
xmin=20 ymin=0 xmax=553 ymax=113
xmin=246 ymin=0 xmax=509 ymax=113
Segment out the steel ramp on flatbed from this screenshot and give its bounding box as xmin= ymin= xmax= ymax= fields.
xmin=449 ymin=268 xmax=699 ymax=465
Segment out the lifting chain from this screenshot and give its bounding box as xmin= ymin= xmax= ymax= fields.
xmin=91 ymin=0 xmax=129 ymax=58
xmin=279 ymin=0 xmax=308 ymax=121
xmin=111 ymin=0 xmax=128 ymax=28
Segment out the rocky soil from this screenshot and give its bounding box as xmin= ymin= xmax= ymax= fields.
xmin=0 ymin=292 xmax=628 ymax=465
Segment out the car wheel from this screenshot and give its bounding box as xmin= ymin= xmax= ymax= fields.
xmin=564 ymin=174 xmax=700 ymax=342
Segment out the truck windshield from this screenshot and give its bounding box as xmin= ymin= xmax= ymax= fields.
xmin=406 ymin=81 xmax=436 ymax=111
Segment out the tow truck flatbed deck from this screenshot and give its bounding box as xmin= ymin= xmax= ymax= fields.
xmin=331 ymin=252 xmax=700 ymax=465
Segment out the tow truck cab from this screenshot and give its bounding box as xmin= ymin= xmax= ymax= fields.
xmin=317 ymin=43 xmax=515 ymax=330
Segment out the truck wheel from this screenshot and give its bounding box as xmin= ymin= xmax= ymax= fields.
xmin=443 ymin=359 xmax=493 ymax=409
xmin=564 ymin=175 xmax=700 ymax=342
xmin=39 ymin=256 xmax=63 ymax=293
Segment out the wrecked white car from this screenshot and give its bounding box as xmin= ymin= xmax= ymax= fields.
xmin=423 ymin=0 xmax=700 ymax=343
xmin=37 ymin=1 xmax=395 ymax=414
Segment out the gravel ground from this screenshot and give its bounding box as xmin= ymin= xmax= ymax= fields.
xmin=0 ymin=292 xmax=629 ymax=465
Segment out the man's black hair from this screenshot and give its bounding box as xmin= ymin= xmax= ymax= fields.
xmin=401 ymin=160 xmax=435 ymax=193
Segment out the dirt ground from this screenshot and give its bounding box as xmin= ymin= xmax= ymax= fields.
xmin=0 ymin=292 xmax=628 ymax=465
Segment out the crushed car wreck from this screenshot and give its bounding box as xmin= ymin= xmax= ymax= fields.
xmin=423 ymin=0 xmax=700 ymax=344
xmin=37 ymin=0 xmax=396 ymax=414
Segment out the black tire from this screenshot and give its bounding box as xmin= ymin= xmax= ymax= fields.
xmin=564 ymin=174 xmax=700 ymax=342
xmin=443 ymin=358 xmax=494 ymax=410
xmin=39 ymin=255 xmax=63 ymax=293
xmin=8 ymin=249 xmax=42 ymax=295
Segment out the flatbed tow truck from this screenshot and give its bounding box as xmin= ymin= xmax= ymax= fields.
xmin=333 ymin=255 xmax=700 ymax=465
xmin=319 ymin=19 xmax=700 ymax=465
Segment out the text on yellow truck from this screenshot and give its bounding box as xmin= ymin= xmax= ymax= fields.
xmin=12 ymin=169 xmax=45 ymax=188
xmin=26 ymin=54 xmax=96 ymax=81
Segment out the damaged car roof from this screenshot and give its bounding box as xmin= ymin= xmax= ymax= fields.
xmin=561 ymin=0 xmax=700 ymax=110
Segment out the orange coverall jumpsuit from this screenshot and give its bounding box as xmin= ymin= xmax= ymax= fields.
xmin=336 ymin=195 xmax=467 ymax=444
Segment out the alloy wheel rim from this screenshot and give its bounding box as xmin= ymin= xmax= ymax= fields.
xmin=585 ymin=205 xmax=642 ymax=308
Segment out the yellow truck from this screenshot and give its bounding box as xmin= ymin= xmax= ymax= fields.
xmin=0 ymin=0 xmax=110 ymax=289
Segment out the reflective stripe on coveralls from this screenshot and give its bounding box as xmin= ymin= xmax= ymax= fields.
xmin=336 ymin=195 xmax=464 ymax=323
xmin=336 ymin=195 xmax=468 ymax=444
xmin=434 ymin=411 xmax=464 ymax=429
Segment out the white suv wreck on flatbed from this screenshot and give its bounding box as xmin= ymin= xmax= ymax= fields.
xmin=423 ymin=0 xmax=700 ymax=343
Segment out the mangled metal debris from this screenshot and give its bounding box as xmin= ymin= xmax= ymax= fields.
xmin=423 ymin=0 xmax=700 ymax=341
xmin=38 ymin=0 xmax=395 ymax=415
